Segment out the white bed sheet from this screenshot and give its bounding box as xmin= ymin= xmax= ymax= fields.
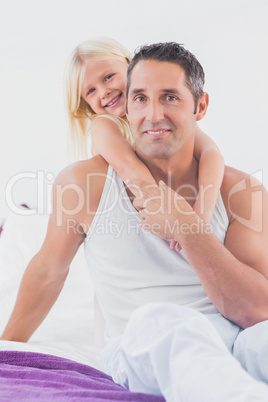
xmin=0 ymin=210 xmax=104 ymax=371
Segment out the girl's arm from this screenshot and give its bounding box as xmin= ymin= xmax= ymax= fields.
xmin=171 ymin=125 xmax=224 ymax=252
xmin=90 ymin=116 xmax=155 ymax=197
xmin=193 ymin=125 xmax=224 ymax=223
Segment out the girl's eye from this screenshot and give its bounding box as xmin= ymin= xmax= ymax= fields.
xmin=104 ymin=74 xmax=114 ymax=82
xmin=87 ymin=88 xmax=95 ymax=96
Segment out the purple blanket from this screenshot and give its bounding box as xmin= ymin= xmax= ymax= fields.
xmin=0 ymin=351 xmax=165 ymax=401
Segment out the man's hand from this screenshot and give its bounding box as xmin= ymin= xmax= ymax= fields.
xmin=130 ymin=180 xmax=204 ymax=243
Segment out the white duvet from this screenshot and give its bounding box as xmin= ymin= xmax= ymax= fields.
xmin=0 ymin=210 xmax=104 ymax=371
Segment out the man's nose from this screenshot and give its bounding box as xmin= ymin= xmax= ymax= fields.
xmin=146 ymin=101 xmax=164 ymax=123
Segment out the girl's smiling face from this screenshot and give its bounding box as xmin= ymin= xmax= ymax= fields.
xmin=81 ymin=58 xmax=128 ymax=117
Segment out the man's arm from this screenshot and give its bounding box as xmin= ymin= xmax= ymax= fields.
xmin=1 ymin=157 xmax=107 ymax=342
xmin=134 ymin=168 xmax=268 ymax=329
xmin=1 ymin=221 xmax=84 ymax=342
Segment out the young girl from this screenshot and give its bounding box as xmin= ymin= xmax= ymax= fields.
xmin=65 ymin=37 xmax=224 ymax=250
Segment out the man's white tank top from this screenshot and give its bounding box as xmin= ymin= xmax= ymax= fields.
xmin=84 ymin=165 xmax=231 ymax=343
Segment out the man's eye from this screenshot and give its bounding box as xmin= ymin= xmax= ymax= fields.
xmin=166 ymin=95 xmax=177 ymax=101
xmin=104 ymin=74 xmax=114 ymax=82
xmin=135 ymin=96 xmax=146 ymax=102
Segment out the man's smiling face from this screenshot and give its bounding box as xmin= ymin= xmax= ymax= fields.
xmin=127 ymin=60 xmax=199 ymax=160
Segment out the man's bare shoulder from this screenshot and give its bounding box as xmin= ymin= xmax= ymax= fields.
xmin=55 ymin=155 xmax=109 ymax=185
xmin=52 ymin=156 xmax=109 ymax=221
xmin=221 ymin=166 xmax=268 ymax=279
xmin=221 ymin=165 xmax=267 ymax=222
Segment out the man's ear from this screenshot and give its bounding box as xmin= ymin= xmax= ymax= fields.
xmin=196 ymin=92 xmax=209 ymax=121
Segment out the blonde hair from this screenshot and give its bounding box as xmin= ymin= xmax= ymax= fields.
xmin=65 ymin=37 xmax=132 ymax=159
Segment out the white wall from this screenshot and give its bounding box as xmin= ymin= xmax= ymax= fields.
xmin=0 ymin=0 xmax=267 ymax=219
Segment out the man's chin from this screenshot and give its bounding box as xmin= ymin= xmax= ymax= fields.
xmin=137 ymin=147 xmax=174 ymax=161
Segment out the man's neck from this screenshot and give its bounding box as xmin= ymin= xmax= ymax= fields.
xmin=138 ymin=153 xmax=199 ymax=207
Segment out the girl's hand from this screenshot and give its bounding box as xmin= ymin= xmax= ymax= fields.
xmin=130 ymin=179 xmax=197 ymax=242
xmin=169 ymin=239 xmax=182 ymax=252
xmin=128 ymin=179 xmax=183 ymax=251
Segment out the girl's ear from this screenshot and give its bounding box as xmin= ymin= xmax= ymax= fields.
xmin=196 ymin=92 xmax=209 ymax=121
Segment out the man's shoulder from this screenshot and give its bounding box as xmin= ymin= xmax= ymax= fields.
xmin=221 ymin=165 xmax=266 ymax=222
xmin=52 ymin=156 xmax=109 ymax=220
xmin=55 ymin=155 xmax=109 ymax=187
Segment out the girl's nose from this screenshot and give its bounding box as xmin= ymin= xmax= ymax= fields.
xmin=101 ymin=87 xmax=111 ymax=99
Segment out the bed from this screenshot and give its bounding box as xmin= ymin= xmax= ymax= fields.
xmin=0 ymin=210 xmax=165 ymax=401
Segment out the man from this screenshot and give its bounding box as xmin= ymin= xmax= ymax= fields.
xmin=2 ymin=42 xmax=268 ymax=401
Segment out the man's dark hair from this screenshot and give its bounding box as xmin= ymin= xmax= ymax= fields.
xmin=126 ymin=42 xmax=205 ymax=113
